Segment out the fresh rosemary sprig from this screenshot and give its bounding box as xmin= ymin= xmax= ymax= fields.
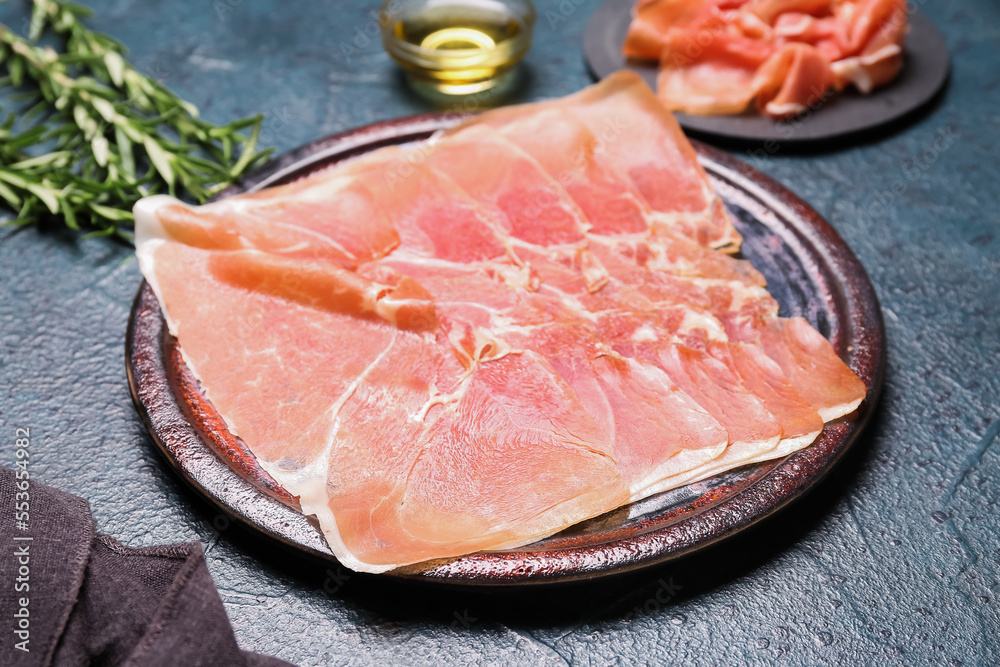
xmin=0 ymin=0 xmax=272 ymax=239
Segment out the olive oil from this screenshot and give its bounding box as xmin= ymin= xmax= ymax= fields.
xmin=382 ymin=0 xmax=535 ymax=95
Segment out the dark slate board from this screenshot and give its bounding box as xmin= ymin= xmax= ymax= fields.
xmin=584 ymin=0 xmax=950 ymax=143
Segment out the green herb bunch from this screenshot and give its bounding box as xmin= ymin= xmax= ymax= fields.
xmin=0 ymin=0 xmax=272 ymax=239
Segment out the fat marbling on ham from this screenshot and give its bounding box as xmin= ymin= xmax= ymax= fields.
xmin=133 ymin=72 xmax=865 ymax=573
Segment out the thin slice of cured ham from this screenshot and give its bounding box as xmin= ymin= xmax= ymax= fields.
xmin=333 ymin=349 xmax=630 ymax=567
xmin=135 ymin=219 xmax=630 ymax=572
xmin=772 ymin=13 xmax=844 ymax=62
xmin=450 ymin=71 xmax=742 ymax=252
xmin=132 ymin=74 xmax=866 ymax=573
xmin=829 ymin=0 xmax=906 ymax=93
xmin=594 ymin=311 xmax=782 ymax=464
xmin=340 ymin=148 xmax=512 ymax=264
xmin=593 ymin=307 xmax=825 ymax=476
xmin=623 ymin=0 xmax=731 ymax=61
xmin=720 ymin=341 xmax=823 ymax=458
xmin=150 ymin=172 xmax=400 ymax=267
xmin=504 ymin=322 xmax=730 ymax=500
xmin=562 ymin=72 xmax=741 ymax=252
xmin=625 ymin=0 xmax=908 ymax=119
xmin=657 ymin=33 xmax=774 ymax=116
xmin=484 ymin=108 xmax=654 ymax=236
xmin=726 ymin=315 xmax=867 ymax=420
xmin=425 ymin=125 xmax=590 ymax=247
xmin=752 ymin=43 xmax=835 ymax=118
xmin=585 ymin=256 xmax=829 ymax=454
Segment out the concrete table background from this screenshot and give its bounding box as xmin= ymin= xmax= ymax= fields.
xmin=1 ymin=0 xmax=998 ymax=664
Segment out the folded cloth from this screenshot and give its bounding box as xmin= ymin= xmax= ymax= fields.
xmin=0 ymin=466 xmax=293 ymax=667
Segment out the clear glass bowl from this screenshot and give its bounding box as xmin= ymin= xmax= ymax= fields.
xmin=381 ymin=0 xmax=535 ymax=95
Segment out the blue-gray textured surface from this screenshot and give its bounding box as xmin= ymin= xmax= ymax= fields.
xmin=1 ymin=0 xmax=998 ymax=665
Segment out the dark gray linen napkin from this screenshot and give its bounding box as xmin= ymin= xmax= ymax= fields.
xmin=0 ymin=466 xmax=293 ymax=666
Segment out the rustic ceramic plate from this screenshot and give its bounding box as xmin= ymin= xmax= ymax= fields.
xmin=126 ymin=114 xmax=885 ymax=586
xmin=583 ymin=0 xmax=950 ymax=143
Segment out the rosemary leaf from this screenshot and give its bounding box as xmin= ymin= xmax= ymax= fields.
xmin=0 ymin=0 xmax=273 ymax=239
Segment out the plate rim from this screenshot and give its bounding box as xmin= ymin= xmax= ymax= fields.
xmin=126 ymin=113 xmax=886 ymax=586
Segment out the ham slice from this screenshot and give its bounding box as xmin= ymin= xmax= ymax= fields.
xmin=344 ymin=149 xmax=512 ymax=264
xmin=753 ymin=42 xmax=835 ymax=118
xmin=721 ymin=341 xmax=823 ymax=456
xmin=505 ymin=322 xmax=730 ymax=500
xmin=450 ymin=71 xmax=743 ymax=252
xmin=135 ymin=215 xmax=629 ymax=573
xmin=132 ymin=75 xmax=865 ymax=573
xmin=152 ymin=174 xmax=399 ymax=267
xmin=623 ymin=0 xmax=730 ymax=61
xmin=587 ymin=238 xmax=834 ymax=451
xmin=727 ymin=315 xmax=867 ymax=420
xmin=426 ymin=125 xmax=589 ymax=247
xmin=829 ymin=0 xmax=906 ymax=93
xmin=353 ymin=350 xmax=630 ymax=567
xmin=483 ymin=108 xmax=654 ymax=236
xmin=657 ymin=33 xmax=774 ymax=116
xmin=562 ymin=73 xmax=741 ymax=251
xmin=594 ymin=310 xmax=782 ymax=464
xmin=625 ymin=0 xmax=908 ymax=119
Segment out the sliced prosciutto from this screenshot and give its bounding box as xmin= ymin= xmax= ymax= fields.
xmin=425 ymin=125 xmax=589 ymax=248
xmin=562 ymin=73 xmax=739 ymax=252
xmin=657 ymin=32 xmax=774 ymax=117
xmin=150 ymin=173 xmax=399 ymax=266
xmin=752 ymin=42 xmax=836 ymax=118
xmin=503 ymin=322 xmax=730 ymax=499
xmin=721 ymin=341 xmax=824 ymax=457
xmin=480 ymin=108 xmax=653 ymax=236
xmin=135 ymin=222 xmax=629 ymax=572
xmin=132 ymin=74 xmax=866 ymax=573
xmin=726 ymin=315 xmax=867 ymax=420
xmin=829 ymin=0 xmax=907 ymax=93
xmin=344 ymin=148 xmax=511 ymax=264
xmin=622 ymin=0 xmax=727 ymax=61
xmin=594 ymin=310 xmax=782 ymax=467
xmin=624 ymin=0 xmax=908 ymax=119
xmin=453 ymin=71 xmax=742 ymax=252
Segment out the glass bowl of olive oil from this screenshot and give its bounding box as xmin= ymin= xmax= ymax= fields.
xmin=381 ymin=0 xmax=535 ymax=95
